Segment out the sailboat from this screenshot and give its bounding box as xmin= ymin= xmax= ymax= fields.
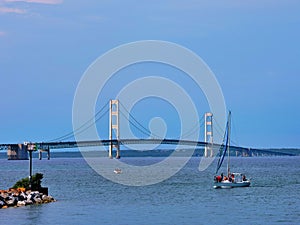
xmin=213 ymin=111 xmax=251 ymax=189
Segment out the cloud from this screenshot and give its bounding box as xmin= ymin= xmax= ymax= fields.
xmin=0 ymin=6 xmax=26 ymax=14
xmin=4 ymin=0 xmax=63 ymax=4
xmin=0 ymin=0 xmax=63 ymax=14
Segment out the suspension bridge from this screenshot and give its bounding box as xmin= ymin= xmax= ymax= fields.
xmin=0 ymin=100 xmax=296 ymax=159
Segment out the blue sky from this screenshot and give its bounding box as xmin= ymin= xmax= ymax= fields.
xmin=0 ymin=0 xmax=299 ymax=148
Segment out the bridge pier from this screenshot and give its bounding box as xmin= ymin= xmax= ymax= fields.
xmin=7 ymin=144 xmax=29 ymax=160
xmin=39 ymin=146 xmax=50 ymax=160
xmin=204 ymin=112 xmax=213 ymax=157
xmin=109 ymin=146 xmax=113 ymax=159
xmin=116 ymin=143 xmax=120 ymax=159
xmin=109 ymin=100 xmax=120 ymax=159
xmin=109 ymin=141 xmax=120 ymax=159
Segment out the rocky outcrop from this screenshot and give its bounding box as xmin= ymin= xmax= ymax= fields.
xmin=0 ymin=188 xmax=56 ymax=209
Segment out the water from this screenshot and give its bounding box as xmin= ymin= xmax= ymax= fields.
xmin=0 ymin=156 xmax=299 ymax=225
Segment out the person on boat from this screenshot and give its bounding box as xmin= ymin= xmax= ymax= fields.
xmin=215 ymin=175 xmax=222 ymax=182
xmin=242 ymin=174 xmax=247 ymax=181
xmin=214 ymin=173 xmax=224 ymax=182
xmin=230 ymin=173 xmax=235 ymax=182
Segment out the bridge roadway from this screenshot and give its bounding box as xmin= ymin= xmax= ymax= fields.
xmin=0 ymin=139 xmax=211 ymax=150
xmin=0 ymin=139 xmax=296 ymax=156
xmin=40 ymin=139 xmax=212 ymax=149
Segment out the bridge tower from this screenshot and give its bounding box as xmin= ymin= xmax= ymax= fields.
xmin=109 ymin=99 xmax=120 ymax=159
xmin=204 ymin=112 xmax=213 ymax=157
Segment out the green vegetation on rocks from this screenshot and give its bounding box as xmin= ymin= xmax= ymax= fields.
xmin=12 ymin=173 xmax=43 ymax=190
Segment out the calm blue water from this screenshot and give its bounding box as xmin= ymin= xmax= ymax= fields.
xmin=0 ymin=156 xmax=299 ymax=225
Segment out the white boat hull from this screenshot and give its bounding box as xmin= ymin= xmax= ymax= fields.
xmin=213 ymin=180 xmax=250 ymax=189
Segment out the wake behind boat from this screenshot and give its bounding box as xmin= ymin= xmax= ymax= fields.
xmin=213 ymin=111 xmax=251 ymax=189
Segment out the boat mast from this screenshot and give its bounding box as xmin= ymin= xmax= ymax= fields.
xmin=227 ymin=111 xmax=231 ymax=177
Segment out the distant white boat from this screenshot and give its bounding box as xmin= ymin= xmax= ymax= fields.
xmin=114 ymin=168 xmax=122 ymax=174
xmin=213 ymin=111 xmax=251 ymax=189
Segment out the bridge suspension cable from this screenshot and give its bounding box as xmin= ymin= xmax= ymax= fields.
xmin=212 ymin=115 xmax=239 ymax=146
xmin=119 ymin=101 xmax=207 ymax=141
xmin=119 ymin=101 xmax=163 ymax=139
xmin=48 ymin=100 xmax=110 ymax=142
xmin=172 ymin=114 xmax=204 ymax=140
xmin=230 ymin=115 xmax=240 ymax=147
xmin=212 ymin=117 xmax=226 ymax=141
xmin=119 ymin=110 xmax=157 ymax=138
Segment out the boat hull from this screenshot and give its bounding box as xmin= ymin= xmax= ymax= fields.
xmin=213 ymin=180 xmax=250 ymax=189
xmin=114 ymin=168 xmax=122 ymax=174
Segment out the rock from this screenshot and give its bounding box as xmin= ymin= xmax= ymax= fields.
xmin=5 ymin=195 xmax=18 ymax=206
xmin=6 ymin=197 xmax=17 ymax=207
xmin=1 ymin=193 xmax=8 ymax=200
xmin=0 ymin=196 xmax=5 ymax=202
xmin=41 ymin=195 xmax=48 ymax=200
xmin=17 ymin=192 xmax=26 ymax=201
xmin=0 ymin=189 xmax=55 ymax=209
xmin=25 ymin=199 xmax=33 ymax=205
xmin=42 ymin=195 xmax=54 ymax=203
xmin=17 ymin=201 xmax=26 ymax=207
xmin=33 ymin=196 xmax=42 ymax=204
xmin=0 ymin=200 xmax=6 ymax=208
xmin=27 ymin=194 xmax=32 ymax=201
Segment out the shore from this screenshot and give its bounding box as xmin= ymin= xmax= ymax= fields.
xmin=0 ymin=188 xmax=56 ymax=209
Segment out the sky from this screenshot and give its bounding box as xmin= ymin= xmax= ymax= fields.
xmin=0 ymin=0 xmax=300 ymax=148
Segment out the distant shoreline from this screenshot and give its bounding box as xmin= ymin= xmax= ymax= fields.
xmin=0 ymin=148 xmax=299 ymax=159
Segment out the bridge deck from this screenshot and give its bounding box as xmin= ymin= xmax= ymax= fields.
xmin=0 ymin=139 xmax=296 ymax=156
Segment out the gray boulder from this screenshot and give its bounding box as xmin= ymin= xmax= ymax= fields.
xmin=17 ymin=201 xmax=26 ymax=207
